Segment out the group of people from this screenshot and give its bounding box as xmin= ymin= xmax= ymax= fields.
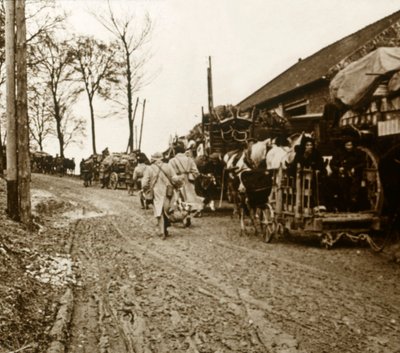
xmin=128 ymin=144 xmax=208 ymax=239
xmin=286 ymin=136 xmax=368 ymax=212
xmin=82 ymin=134 xmax=369 ymax=238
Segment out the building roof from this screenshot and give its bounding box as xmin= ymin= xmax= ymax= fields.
xmin=238 ymin=10 xmax=400 ymax=110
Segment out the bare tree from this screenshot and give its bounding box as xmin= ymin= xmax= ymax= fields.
xmin=0 ymin=0 xmax=66 ymax=85
xmin=60 ymin=111 xmax=86 ymax=152
xmin=28 ymin=85 xmax=54 ymax=151
xmin=0 ymin=0 xmax=66 ymax=160
xmin=30 ymin=35 xmax=83 ymax=157
xmin=72 ymin=36 xmax=121 ymax=155
xmin=94 ymin=1 xmax=152 ymax=152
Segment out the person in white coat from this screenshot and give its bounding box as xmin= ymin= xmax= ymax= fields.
xmin=142 ymin=152 xmax=177 ymax=238
xmin=169 ymin=145 xmax=204 ymax=214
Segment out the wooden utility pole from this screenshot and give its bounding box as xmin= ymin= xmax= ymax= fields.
xmin=207 ymin=56 xmax=214 ymax=114
xmin=134 ymin=125 xmax=138 ymax=150
xmin=0 ymin=124 xmax=4 ymax=177
xmin=201 ymin=106 xmax=205 ymax=136
xmin=4 ymin=0 xmax=31 ymax=224
xmin=128 ymin=97 xmax=139 ymax=153
xmin=5 ymin=0 xmax=18 ymax=220
xmin=138 ymin=99 xmax=146 ymax=151
xmin=16 ymin=0 xmax=31 ymax=225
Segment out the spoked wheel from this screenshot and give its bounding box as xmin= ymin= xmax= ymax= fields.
xmin=366 ymin=232 xmax=391 ymax=252
xmin=260 ymin=206 xmax=276 ymax=243
xmin=109 ymin=172 xmax=118 ymax=190
xmin=366 ymin=221 xmax=397 ymax=252
xmin=357 ymin=146 xmax=383 ymax=213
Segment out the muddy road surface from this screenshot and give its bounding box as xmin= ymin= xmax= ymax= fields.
xmin=32 ymin=174 xmax=400 ymax=353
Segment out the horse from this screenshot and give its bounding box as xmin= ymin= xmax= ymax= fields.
xmin=265 ymin=132 xmax=313 ymax=171
xmin=63 ymin=158 xmax=76 ymax=175
xmin=222 ymin=147 xmax=274 ymax=236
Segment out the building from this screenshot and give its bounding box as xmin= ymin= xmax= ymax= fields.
xmin=237 ymin=10 xmax=400 ymax=142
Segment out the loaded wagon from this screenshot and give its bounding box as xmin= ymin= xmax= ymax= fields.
xmin=265 ymin=48 xmax=400 ymax=249
xmin=203 ymin=48 xmax=400 ymax=250
xmin=101 ymin=153 xmax=131 ymax=190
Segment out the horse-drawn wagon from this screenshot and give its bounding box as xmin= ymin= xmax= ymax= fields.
xmin=101 ymin=153 xmax=132 ymax=190
xmin=265 ymin=48 xmax=400 ymax=249
xmin=202 ymin=48 xmax=400 ymax=249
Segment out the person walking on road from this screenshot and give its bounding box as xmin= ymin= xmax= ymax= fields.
xmin=133 ymin=155 xmax=152 ymax=209
xmin=125 ymin=155 xmax=137 ymax=196
xmin=169 ymin=144 xmax=204 ymax=215
xmin=142 ymin=152 xmax=178 ymax=239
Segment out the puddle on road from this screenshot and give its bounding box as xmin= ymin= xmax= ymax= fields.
xmin=31 ymin=189 xmax=55 ymax=208
xmin=62 ymin=209 xmax=106 ymax=220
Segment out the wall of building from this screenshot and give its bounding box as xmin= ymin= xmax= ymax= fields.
xmin=257 ymin=81 xmax=329 ymax=115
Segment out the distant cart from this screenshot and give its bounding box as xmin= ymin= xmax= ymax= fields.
xmin=102 ymin=153 xmax=130 ymax=190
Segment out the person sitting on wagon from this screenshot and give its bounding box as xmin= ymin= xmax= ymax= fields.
xmin=288 ymin=137 xmax=326 ymax=175
xmin=330 ymin=137 xmax=366 ymax=212
xmin=287 ymin=137 xmax=327 ymax=210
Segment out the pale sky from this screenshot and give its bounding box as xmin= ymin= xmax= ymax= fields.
xmin=46 ymin=0 xmax=400 ymax=161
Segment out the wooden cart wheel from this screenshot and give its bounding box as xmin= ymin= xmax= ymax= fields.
xmin=367 ymin=231 xmax=392 ymax=253
xmin=357 ymin=146 xmax=383 ymax=213
xmin=109 ymin=172 xmax=118 ymax=190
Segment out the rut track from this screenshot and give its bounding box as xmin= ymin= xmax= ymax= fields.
xmin=110 ymin=216 xmax=400 ymax=352
xmin=32 ymin=174 xmax=400 ymax=353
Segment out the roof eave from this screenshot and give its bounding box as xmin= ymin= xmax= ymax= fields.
xmin=239 ymin=77 xmax=327 ymax=110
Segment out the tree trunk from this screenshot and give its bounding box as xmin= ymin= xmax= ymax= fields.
xmin=89 ymin=96 xmax=97 ymax=155
xmin=16 ymin=0 xmax=31 ymax=226
xmin=126 ymin=50 xmax=133 ymax=152
xmin=5 ymin=0 xmax=19 ymax=220
xmin=53 ymin=99 xmax=64 ymax=158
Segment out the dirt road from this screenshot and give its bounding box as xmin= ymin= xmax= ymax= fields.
xmin=32 ymin=174 xmax=400 ymax=353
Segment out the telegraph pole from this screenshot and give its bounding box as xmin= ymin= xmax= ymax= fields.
xmin=16 ymin=0 xmax=31 ymax=224
xmin=5 ymin=0 xmax=18 ymax=220
xmin=5 ymin=0 xmax=31 ymax=224
xmin=138 ymin=98 xmax=146 ymax=151
xmin=0 ymin=123 xmax=4 ymax=177
xmin=207 ymin=56 xmax=214 ymax=114
xmin=127 ymin=97 xmax=139 ymax=153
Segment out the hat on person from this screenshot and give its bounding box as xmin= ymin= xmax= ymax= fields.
xmin=151 ymin=152 xmax=163 ymax=162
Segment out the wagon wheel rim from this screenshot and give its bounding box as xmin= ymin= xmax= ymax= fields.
xmin=109 ymin=172 xmax=118 ymax=190
xmin=357 ymin=146 xmax=383 ymax=214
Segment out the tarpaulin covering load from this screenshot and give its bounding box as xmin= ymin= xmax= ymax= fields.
xmin=330 ymin=47 xmax=400 ymax=107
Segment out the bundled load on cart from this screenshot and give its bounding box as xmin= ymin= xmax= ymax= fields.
xmin=100 ymin=152 xmax=134 ymax=189
xmin=31 ymin=151 xmax=52 ymax=173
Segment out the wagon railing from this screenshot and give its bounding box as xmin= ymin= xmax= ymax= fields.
xmin=270 ymin=165 xmax=385 ymax=250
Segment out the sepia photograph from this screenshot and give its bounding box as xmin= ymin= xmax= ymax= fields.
xmin=1 ymin=0 xmax=400 ymax=352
